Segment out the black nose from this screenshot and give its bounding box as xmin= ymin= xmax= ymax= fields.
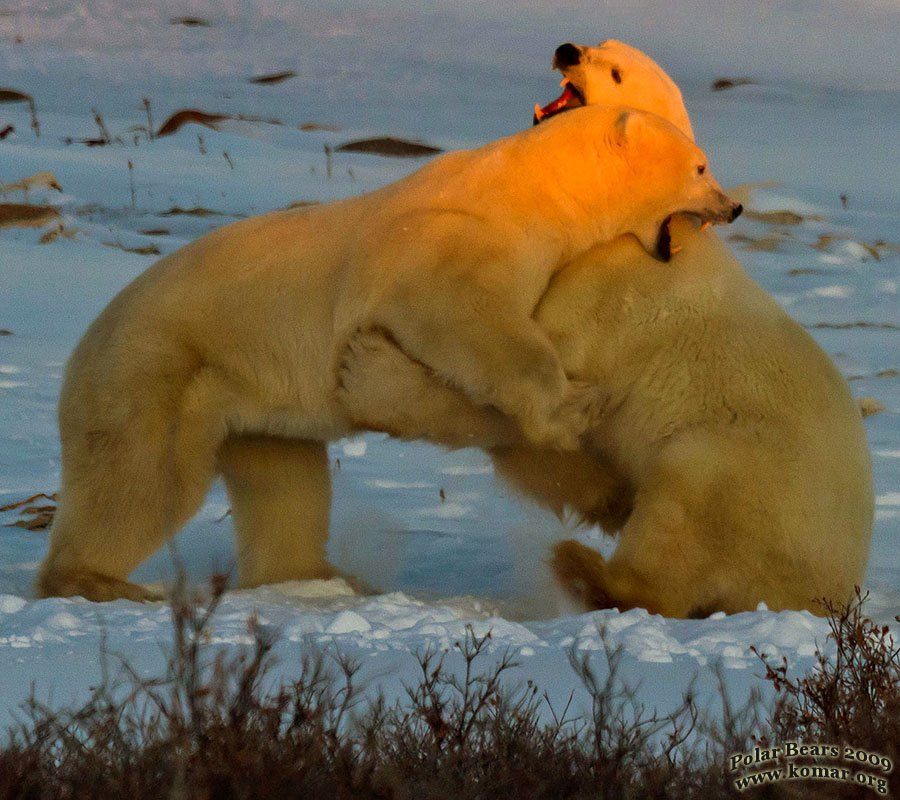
xmin=554 ymin=43 xmax=581 ymax=68
xmin=731 ymin=203 xmax=743 ymax=222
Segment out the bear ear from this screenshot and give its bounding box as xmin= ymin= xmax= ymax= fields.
xmin=613 ymin=110 xmax=649 ymax=148
xmin=613 ymin=110 xmax=632 ymax=147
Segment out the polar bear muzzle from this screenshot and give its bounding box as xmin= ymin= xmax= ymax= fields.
xmin=534 ymin=43 xmax=587 ymax=125
xmin=533 ymin=79 xmax=585 ymax=125
xmin=639 ymin=202 xmax=743 ymax=264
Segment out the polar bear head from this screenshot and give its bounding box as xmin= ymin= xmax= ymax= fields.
xmin=525 ymin=105 xmax=740 ymax=261
xmin=534 ymin=39 xmax=694 ymax=141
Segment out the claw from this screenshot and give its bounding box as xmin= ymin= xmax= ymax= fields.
xmin=560 ymin=77 xmax=570 ymax=87
xmin=534 ymin=103 xmax=544 ymax=121
xmin=700 ymin=221 xmax=711 ymax=232
xmin=670 ymin=245 xmax=683 ymax=256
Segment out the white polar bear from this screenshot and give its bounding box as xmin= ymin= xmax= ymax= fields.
xmin=37 ymin=102 xmax=739 ymax=602
xmin=335 ymin=41 xmax=874 ymax=617
xmin=534 ymin=40 xmax=694 ymax=141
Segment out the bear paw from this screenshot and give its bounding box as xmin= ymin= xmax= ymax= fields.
xmin=550 ymin=540 xmax=615 ymax=610
xmin=36 ymin=567 xmax=165 ymax=603
xmin=521 ymin=381 xmax=607 ymax=451
xmin=336 ymin=326 xmax=436 ymax=431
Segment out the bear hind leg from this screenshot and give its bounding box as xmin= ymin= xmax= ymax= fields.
xmin=37 ymin=369 xmax=231 ymax=602
xmin=551 ymin=476 xmax=722 ymax=618
xmin=218 ymin=435 xmax=336 ymax=588
xmin=551 ymin=540 xmax=713 ymax=618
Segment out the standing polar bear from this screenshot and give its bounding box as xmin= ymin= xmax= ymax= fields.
xmin=336 ymin=40 xmax=874 ymax=617
xmin=37 ymin=102 xmax=740 ymax=602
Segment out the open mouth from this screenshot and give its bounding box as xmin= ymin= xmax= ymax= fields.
xmin=655 ymin=216 xmax=673 ymax=262
xmin=533 ymin=79 xmax=585 ymax=125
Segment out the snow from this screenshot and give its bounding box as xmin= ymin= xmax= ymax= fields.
xmin=1 ymin=0 xmax=899 ymax=734
xmin=341 ymin=439 xmax=368 ymax=458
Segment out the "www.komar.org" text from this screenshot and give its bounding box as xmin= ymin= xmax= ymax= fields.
xmin=730 ymin=742 xmax=892 ymax=795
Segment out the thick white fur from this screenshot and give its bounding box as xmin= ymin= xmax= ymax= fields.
xmin=553 ymin=40 xmax=694 ymax=140
xmin=336 ymin=41 xmax=874 ymax=617
xmin=37 ymin=103 xmax=733 ymax=601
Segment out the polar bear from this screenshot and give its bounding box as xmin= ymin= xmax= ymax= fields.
xmin=37 ymin=103 xmax=740 ymax=602
xmin=533 ymin=40 xmax=693 ymax=141
xmin=335 ymin=42 xmax=874 ymax=616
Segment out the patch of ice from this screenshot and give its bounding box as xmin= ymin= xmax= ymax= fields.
xmin=0 ymin=366 xmax=22 ymax=374
xmin=365 ymin=479 xmax=435 ymax=490
xmin=876 ymin=492 xmax=900 ymax=506
xmin=415 ymin=502 xmax=473 ymax=518
xmin=875 ymin=450 xmax=900 ymax=458
xmin=746 ymin=194 xmax=825 ymax=216
xmin=341 ymin=439 xmax=367 ymax=457
xmin=879 ymin=280 xmax=899 ymax=294
xmin=46 ymin=612 xmax=81 ymax=630
xmin=876 ymin=509 xmax=900 ymax=521
xmin=808 ymin=285 xmax=854 ymax=299
xmin=440 ymin=465 xmax=492 ymax=476
xmin=469 ymin=618 xmax=538 ymax=645
xmin=818 ymin=254 xmax=845 ymax=265
xmin=266 ymin=578 xmax=357 ymax=598
xmin=283 ymin=618 xmax=326 ymax=638
xmin=201 ymin=502 xmax=230 ymax=520
xmin=838 ymin=241 xmax=873 ymax=260
xmin=32 ymin=627 xmax=66 ymax=644
xmin=344 ymin=595 xmax=462 ymax=634
xmin=0 ymin=596 xmax=27 ymax=614
xmin=587 ymin=609 xmax=644 ymax=636
xmin=0 ymin=382 xmax=29 ymax=389
xmin=326 ymin=610 xmax=373 ymax=634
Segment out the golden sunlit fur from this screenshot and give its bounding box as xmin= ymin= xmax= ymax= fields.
xmin=337 ymin=43 xmax=874 ymax=617
xmin=557 ymin=40 xmax=694 ymax=140
xmin=37 ymin=105 xmax=734 ymax=602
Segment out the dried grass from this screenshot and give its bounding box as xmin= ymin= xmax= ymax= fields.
xmin=2 ymin=579 xmax=895 ymax=798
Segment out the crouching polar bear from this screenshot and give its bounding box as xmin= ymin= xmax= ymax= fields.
xmin=337 ymin=40 xmax=874 ymax=617
xmin=37 ymin=102 xmax=740 ymax=602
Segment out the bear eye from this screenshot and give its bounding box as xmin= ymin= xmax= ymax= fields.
xmin=611 ymin=67 xmax=622 ymax=84
xmin=697 ymin=164 xmax=706 ymax=175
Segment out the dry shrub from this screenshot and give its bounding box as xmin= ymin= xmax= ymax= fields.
xmin=155 ymin=110 xmax=282 ymax=138
xmin=0 ymin=584 xmax=896 ymax=799
xmin=248 ymin=71 xmax=297 ymax=85
xmin=335 ymin=136 xmax=443 ymax=157
xmin=753 ymin=587 xmax=900 ymax=797
xmin=0 ymin=88 xmax=39 ymax=136
xmin=0 ymin=204 xmax=60 ymax=230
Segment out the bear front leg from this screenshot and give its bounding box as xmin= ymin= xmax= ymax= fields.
xmin=336 ymin=327 xmax=521 ymax=449
xmin=374 ymin=287 xmax=597 ymax=451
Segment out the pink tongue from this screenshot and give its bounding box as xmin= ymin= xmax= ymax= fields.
xmin=537 ymin=84 xmax=576 ymax=118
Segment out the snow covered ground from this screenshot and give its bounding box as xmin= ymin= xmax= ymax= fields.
xmin=1 ymin=0 xmax=898 ymax=733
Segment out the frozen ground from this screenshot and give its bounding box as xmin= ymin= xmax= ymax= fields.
xmin=0 ymin=1 xmax=898 ymax=731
